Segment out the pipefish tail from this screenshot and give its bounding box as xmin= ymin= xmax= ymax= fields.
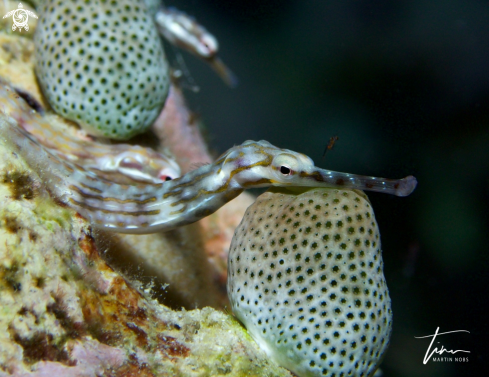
xmin=0 ymin=115 xmax=417 ymax=234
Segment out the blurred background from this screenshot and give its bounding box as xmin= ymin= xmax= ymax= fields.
xmin=167 ymin=1 xmax=488 ymax=376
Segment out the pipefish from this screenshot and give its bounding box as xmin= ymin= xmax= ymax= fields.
xmin=0 ymin=115 xmax=417 ymax=234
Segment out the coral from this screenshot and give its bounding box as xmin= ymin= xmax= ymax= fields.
xmin=0 ymin=127 xmax=291 ymax=376
xmin=35 ymin=0 xmax=170 ymax=139
xmin=228 ymin=187 xmax=391 ymax=377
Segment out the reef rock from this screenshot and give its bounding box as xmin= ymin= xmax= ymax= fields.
xmin=0 ymin=16 xmax=286 ymax=376
xmin=0 ymin=125 xmax=291 ymax=376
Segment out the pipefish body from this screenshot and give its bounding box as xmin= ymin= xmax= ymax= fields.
xmin=0 ymin=115 xmax=417 ymax=234
xmin=0 ymin=84 xmax=180 ymax=183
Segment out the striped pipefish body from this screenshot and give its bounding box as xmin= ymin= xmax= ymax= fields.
xmin=0 ymin=115 xmax=417 ymax=234
xmin=0 ymin=84 xmax=180 ymax=183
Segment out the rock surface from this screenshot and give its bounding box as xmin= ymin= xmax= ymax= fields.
xmin=0 ymin=117 xmax=290 ymax=376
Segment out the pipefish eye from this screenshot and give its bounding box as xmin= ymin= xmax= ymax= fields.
xmin=280 ymin=166 xmax=292 ymax=175
xmin=273 ymin=154 xmax=300 ymax=176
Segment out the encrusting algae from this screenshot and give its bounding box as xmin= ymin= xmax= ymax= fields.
xmin=0 ymin=138 xmax=290 ymax=376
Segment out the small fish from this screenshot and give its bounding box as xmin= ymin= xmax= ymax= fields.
xmin=0 ymin=115 xmax=417 ymax=235
xmin=155 ymin=6 xmax=238 ymax=87
xmin=322 ymin=135 xmax=339 ymax=158
xmin=0 ymin=83 xmax=180 ymax=183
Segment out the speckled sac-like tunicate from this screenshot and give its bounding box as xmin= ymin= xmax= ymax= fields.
xmin=228 ymin=187 xmax=392 ymax=377
xmin=34 ymin=0 xmax=170 ymax=140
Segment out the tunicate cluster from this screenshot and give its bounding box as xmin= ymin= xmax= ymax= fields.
xmin=228 ymin=187 xmax=392 ymax=377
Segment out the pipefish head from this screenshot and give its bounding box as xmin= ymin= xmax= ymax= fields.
xmin=220 ymin=140 xmax=417 ymax=197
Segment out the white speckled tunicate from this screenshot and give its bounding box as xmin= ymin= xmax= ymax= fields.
xmin=34 ymin=0 xmax=170 ymax=140
xmin=228 ymin=187 xmax=392 ymax=377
